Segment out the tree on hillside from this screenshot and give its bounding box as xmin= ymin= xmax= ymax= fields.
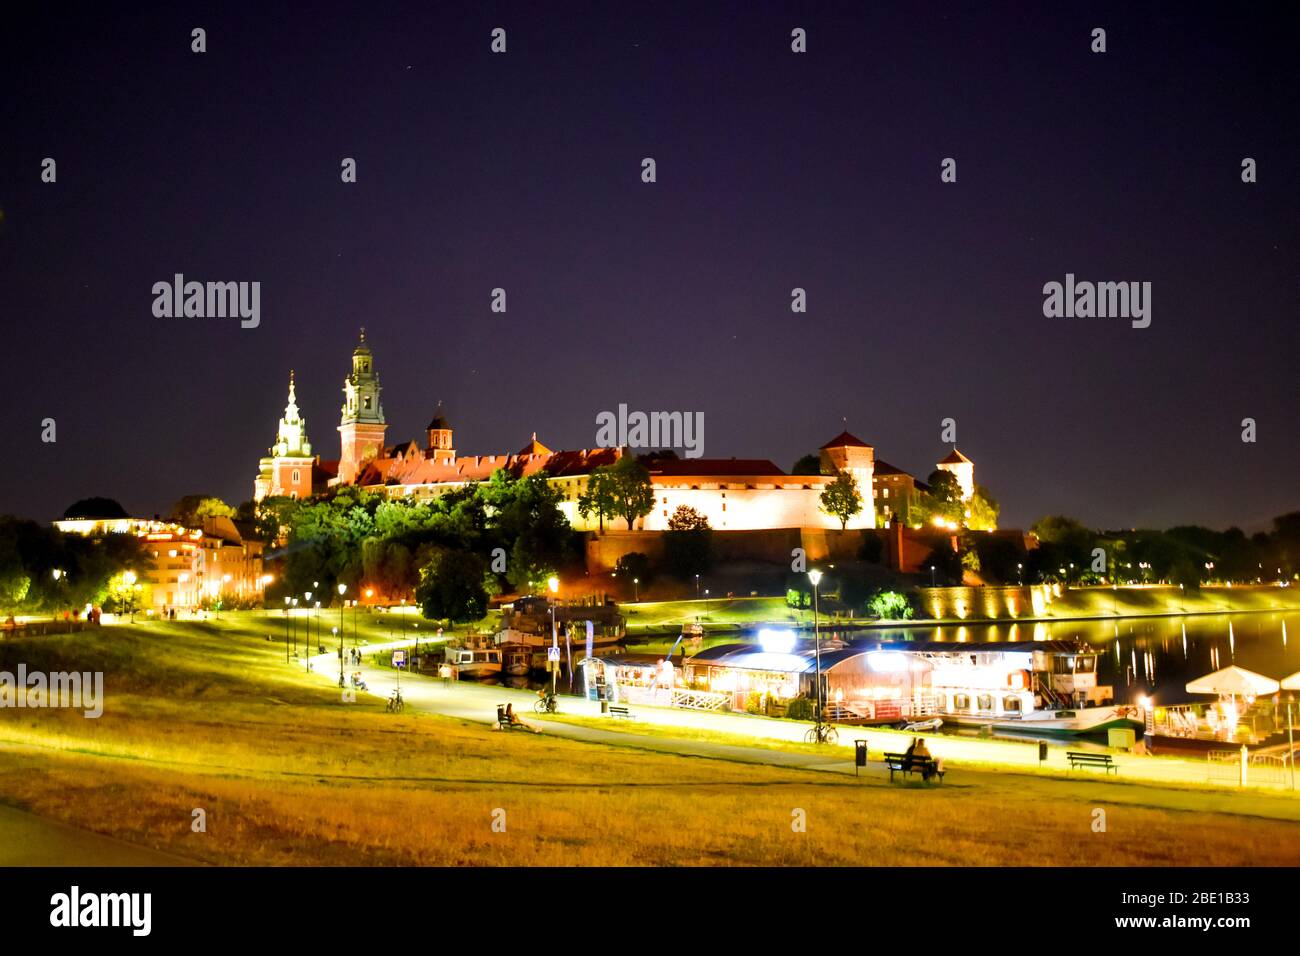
xmin=605 ymin=455 xmax=655 ymax=531
xmin=923 ymin=471 xmax=965 ymax=525
xmin=416 ymin=548 xmax=490 ymax=623
xmin=577 ymin=469 xmax=617 ymax=533
xmin=967 ymin=485 xmax=1000 ymax=531
xmin=819 ymin=472 xmax=862 ymax=530
xmin=171 ymin=495 xmax=236 ymax=527
xmin=790 ymin=453 xmax=823 ymax=476
xmin=664 ymin=505 xmax=713 ymax=580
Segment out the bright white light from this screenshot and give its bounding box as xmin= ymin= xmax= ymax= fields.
xmin=868 ymin=652 xmax=908 ymax=673
xmin=758 ymin=629 xmax=796 ymax=654
xmin=808 ymin=569 xmax=823 ymax=587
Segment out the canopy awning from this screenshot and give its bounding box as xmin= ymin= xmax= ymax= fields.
xmin=1185 ymin=666 xmax=1279 ymax=697
xmin=1280 ymin=671 xmax=1300 ymax=691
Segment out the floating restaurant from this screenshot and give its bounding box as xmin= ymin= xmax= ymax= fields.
xmin=582 ymin=633 xmax=1146 ymax=735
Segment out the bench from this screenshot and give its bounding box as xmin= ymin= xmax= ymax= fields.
xmin=607 ymin=704 xmax=634 ymax=720
xmin=883 ymin=752 xmax=945 ymax=784
xmin=1066 ymin=751 xmax=1117 ymax=774
xmin=496 ymin=704 xmax=528 ymax=731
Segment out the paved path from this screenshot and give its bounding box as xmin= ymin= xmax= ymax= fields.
xmin=307 ymin=640 xmax=1295 ymax=795
xmin=0 ymin=803 xmax=196 ymax=866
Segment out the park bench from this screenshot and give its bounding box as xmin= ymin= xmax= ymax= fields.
xmin=883 ymin=752 xmax=945 ymax=784
xmin=607 ymin=704 xmax=634 ymax=719
xmin=496 ymin=704 xmax=528 ymax=732
xmin=1066 ymin=751 xmax=1117 ymax=774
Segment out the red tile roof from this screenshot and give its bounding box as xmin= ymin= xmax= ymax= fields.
xmin=938 ymin=448 xmax=972 ymax=465
xmin=819 ymin=430 xmax=872 ymax=449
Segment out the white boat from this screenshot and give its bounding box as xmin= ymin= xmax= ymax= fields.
xmin=902 ymin=640 xmax=1144 ymax=737
xmin=444 ymin=646 xmax=503 ymax=678
xmin=493 ymin=596 xmax=625 ymax=668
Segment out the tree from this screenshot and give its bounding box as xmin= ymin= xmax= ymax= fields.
xmin=171 ymin=495 xmax=236 ymax=527
xmin=922 ymin=471 xmax=964 ymax=525
xmin=967 ymin=485 xmax=1000 ymax=531
xmin=415 ymin=548 xmax=489 ymax=623
xmin=819 ymin=473 xmax=862 ymax=530
xmin=577 ymin=469 xmax=617 ymax=533
xmin=790 ymin=453 xmax=823 ymax=476
xmin=868 ymin=590 xmax=914 ymax=620
xmin=605 ymin=456 xmax=655 ymax=531
xmin=664 ymin=506 xmax=713 ymax=580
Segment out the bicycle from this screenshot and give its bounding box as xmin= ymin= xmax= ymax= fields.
xmin=386 ymin=688 xmax=404 ymax=713
xmin=805 ymin=721 xmax=838 ymax=745
xmin=534 ymin=692 xmax=558 ymax=715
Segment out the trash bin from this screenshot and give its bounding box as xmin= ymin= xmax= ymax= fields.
xmin=600 ymin=700 xmax=609 ymax=714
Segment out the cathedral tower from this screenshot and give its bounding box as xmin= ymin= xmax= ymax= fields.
xmin=254 ymin=371 xmax=316 ymax=501
xmin=337 ymin=328 xmax=387 ymax=484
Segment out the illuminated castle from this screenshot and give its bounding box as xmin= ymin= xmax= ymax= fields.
xmin=253 ymin=331 xmax=975 ymax=532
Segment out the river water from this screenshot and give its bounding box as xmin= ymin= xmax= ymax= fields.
xmin=824 ymin=611 xmax=1300 ymax=706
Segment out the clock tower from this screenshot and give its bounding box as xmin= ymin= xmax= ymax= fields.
xmin=337 ymin=328 xmax=387 ymax=484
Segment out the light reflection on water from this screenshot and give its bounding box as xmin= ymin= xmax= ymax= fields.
xmin=828 ymin=611 xmax=1300 ymax=706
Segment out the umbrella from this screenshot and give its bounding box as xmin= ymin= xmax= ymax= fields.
xmin=1185 ymin=666 xmax=1279 ymax=697
xmin=1280 ymin=672 xmax=1300 ymax=692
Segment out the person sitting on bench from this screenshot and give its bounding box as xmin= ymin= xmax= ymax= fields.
xmin=905 ymin=737 xmax=941 ymax=781
xmin=504 ymin=702 xmax=540 ymax=734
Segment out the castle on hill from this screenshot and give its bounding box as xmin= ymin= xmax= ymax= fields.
xmin=254 ymin=331 xmax=976 ymax=533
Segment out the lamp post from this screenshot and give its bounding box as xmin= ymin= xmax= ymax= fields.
xmin=337 ymin=583 xmax=347 ymax=652
xmin=292 ymin=597 xmax=299 ymax=657
xmin=929 ymin=565 xmax=935 ymax=588
xmin=809 ymin=569 xmax=823 ymax=724
xmin=1017 ymin=563 xmax=1023 ymax=586
xmin=694 ymin=574 xmax=700 ymax=600
xmin=304 ymin=591 xmax=313 ymax=671
xmin=548 ymin=575 xmax=560 ymax=698
xmin=284 ymin=597 xmax=290 ymax=662
xmin=633 ymin=577 xmax=640 ymax=602
xmin=335 ymin=625 xmax=344 ymax=688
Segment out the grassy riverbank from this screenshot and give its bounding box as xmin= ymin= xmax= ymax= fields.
xmin=2 ymin=617 xmax=1300 ymax=865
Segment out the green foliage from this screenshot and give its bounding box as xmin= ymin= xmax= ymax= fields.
xmin=922 ymin=471 xmax=965 ymax=524
xmin=606 ymin=456 xmax=655 ymax=530
xmin=172 ymin=495 xmax=236 ymax=526
xmin=275 ymin=469 xmax=575 ymax=601
xmin=790 ymin=453 xmax=823 ymax=476
xmin=785 ymin=697 xmax=816 ymax=721
xmin=967 ymin=485 xmax=1000 ymax=531
xmin=868 ymin=590 xmax=914 ymax=620
xmin=664 ymin=506 xmax=713 ymax=580
xmin=0 ymin=516 xmax=147 ymax=612
xmin=819 ymin=472 xmax=862 ymax=530
xmin=415 ymin=548 xmax=490 ymax=623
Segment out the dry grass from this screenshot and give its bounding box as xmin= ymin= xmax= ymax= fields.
xmin=2 ymin=619 xmax=1300 ymax=866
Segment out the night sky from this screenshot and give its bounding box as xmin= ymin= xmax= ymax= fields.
xmin=3 ymin=2 xmax=1297 ymax=531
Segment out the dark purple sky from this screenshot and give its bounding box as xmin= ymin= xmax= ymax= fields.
xmin=3 ymin=2 xmax=1297 ymax=531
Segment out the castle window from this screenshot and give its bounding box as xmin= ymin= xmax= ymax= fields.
xmin=292 ymin=469 xmax=301 ymax=483
xmin=364 ymin=397 xmax=372 ymax=410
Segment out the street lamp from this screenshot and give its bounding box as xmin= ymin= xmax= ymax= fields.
xmin=548 ymin=576 xmax=560 ymax=699
xmin=291 ymin=597 xmax=299 ymax=657
xmin=337 ymin=582 xmax=347 ymax=653
xmin=283 ymin=596 xmax=291 ymax=662
xmin=633 ymin=577 xmax=640 ymax=602
xmin=304 ymin=591 xmax=313 ymax=671
xmin=809 ymin=569 xmax=824 ymax=724
xmin=929 ymin=565 xmax=936 ymax=587
xmin=1017 ymin=563 xmax=1023 ymax=586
